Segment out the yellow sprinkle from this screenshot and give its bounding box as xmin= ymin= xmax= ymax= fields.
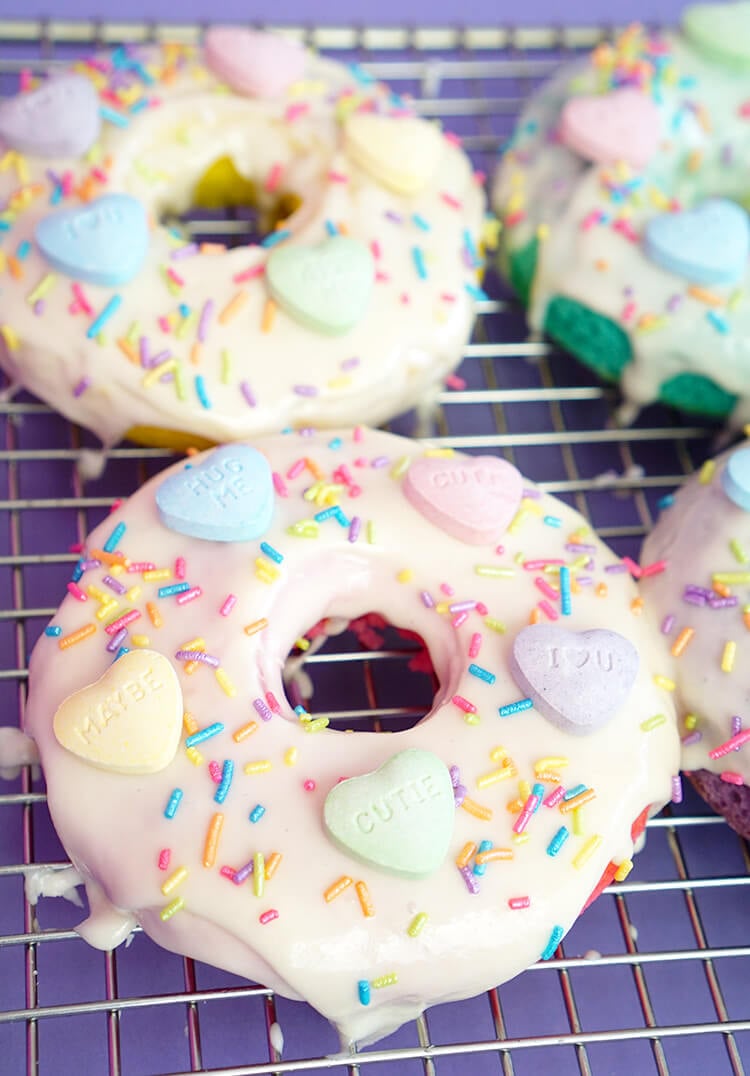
xmin=721 ymin=641 xmax=737 ymax=673
xmin=483 ymin=617 xmax=506 ymax=634
xmin=390 ymin=455 xmax=410 ymax=479
xmin=476 ymin=767 xmax=516 ymax=788
xmin=327 ymin=375 xmax=352 ymax=389
xmin=284 ymin=747 xmax=298 ymax=766
xmin=684 ymin=713 xmax=699 ymax=730
xmin=489 ymin=745 xmax=508 ymax=762
xmin=461 ymin=797 xmax=493 ymax=821
xmin=654 ymin=674 xmax=675 ymax=691
xmin=130 ymin=633 xmax=150 ymax=647
xmin=233 ymin=720 xmax=258 ymax=743
xmin=355 ymin=880 xmax=375 ymax=917
xmin=371 ymin=973 xmax=398 ymax=989
xmin=159 ymin=896 xmax=185 ymax=922
xmin=244 ymin=760 xmax=272 ymax=775
xmin=641 ymin=713 xmax=667 ymax=732
xmin=713 ymin=572 xmax=750 ymax=584
xmin=95 ymin=600 xmax=119 ymax=622
xmin=0 ymin=324 xmax=20 ymax=351
xmin=143 ymin=567 xmax=171 ymax=581
xmin=572 ymin=835 xmax=603 ymax=870
xmin=407 ymin=912 xmax=428 ymax=937
xmin=397 ymin=569 xmax=414 ymax=583
xmin=294 ymin=636 xmax=310 ymax=651
xmin=535 ymin=756 xmax=569 ymax=774
xmin=423 ymin=448 xmax=455 ymax=458
xmin=366 ymin=521 xmax=376 ymax=544
xmin=265 ymin=852 xmax=282 ymax=880
xmin=253 ymin=852 xmax=265 ymax=897
xmin=261 ymin=297 xmax=277 ymax=332
xmin=244 ymin=618 xmax=268 ymax=636
xmin=475 ymin=565 xmax=515 ymax=578
xmin=614 ymin=859 xmax=633 ymax=882
xmin=161 ymin=865 xmax=188 ymax=896
xmin=571 ymin=806 xmax=584 ymax=836
xmin=27 ymin=273 xmax=56 ymax=305
xmin=730 ymin=539 xmax=748 ymax=564
xmin=219 ymin=289 xmax=248 ymax=325
xmin=536 ymin=223 xmax=549 ymax=241
xmin=185 ymin=747 xmax=203 ymax=766
xmin=142 ymin=358 xmax=177 ymax=387
xmin=215 ymin=668 xmax=237 ymax=696
xmin=324 ymin=875 xmax=353 ymax=902
xmin=518 ymin=779 xmax=531 ymax=801
xmin=513 ymin=832 xmax=530 ymax=845
xmin=698 ymin=459 xmax=716 ymax=485
xmin=303 ymin=717 xmax=329 ymax=733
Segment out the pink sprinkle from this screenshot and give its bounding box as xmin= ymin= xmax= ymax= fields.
xmin=158 ymin=849 xmax=171 ymax=871
xmin=19 ymin=68 xmax=32 ymax=92
xmin=524 ymin=559 xmax=564 ymax=570
xmin=440 ymin=583 xmax=455 ymax=596
xmin=370 ymin=239 xmax=382 ymax=260
xmin=441 ymin=192 xmax=461 ymax=209
xmin=469 ymin=632 xmax=482 ymax=659
xmin=127 ymin=561 xmax=156 ymax=573
xmin=452 ymin=611 xmax=469 ymax=629
xmin=303 ymin=779 xmax=316 ymax=792
xmin=284 ymin=102 xmax=310 ymax=122
xmin=473 ymin=169 xmax=486 ymax=185
xmin=69 ymin=542 xmax=84 ymax=554
xmin=538 ymin=599 xmax=559 ymax=621
xmin=287 ymin=458 xmax=306 ymax=479
xmin=72 ymin=283 xmax=93 ymax=316
xmin=641 ymin=559 xmax=668 ymax=578
xmin=508 ymin=896 xmax=530 ymax=910
xmin=66 ymin=582 xmax=88 ymax=602
xmin=740 ymin=101 xmax=750 ymax=118
xmin=709 ymin=729 xmax=750 ymax=759
xmin=661 ymin=614 xmax=675 ymax=634
xmin=440 ymin=292 xmax=457 ymax=303
xmin=622 ymin=556 xmax=642 ymax=579
xmin=513 ymin=793 xmax=541 ymax=835
xmin=445 ymin=374 xmax=466 ymax=390
xmin=259 ymin=909 xmax=279 ymax=925
xmin=720 ymin=771 xmax=745 ymax=785
xmin=621 ymin=301 xmax=636 ymax=322
xmin=219 ymin=594 xmax=237 ymax=617
xmin=475 ymin=602 xmax=488 ymax=616
xmin=544 ymin=786 xmax=565 ymax=809
xmin=265 ymin=163 xmax=283 ymax=193
xmin=353 ymin=426 xmax=364 ymax=443
xmin=158 ymin=315 xmax=171 ymax=333
xmin=535 ymin=576 xmax=559 ymax=601
xmin=272 ymin=472 xmax=288 ymax=497
xmin=176 ymin=586 xmax=202 ymax=606
xmin=233 ymin=264 xmax=265 ymax=284
xmin=91 ymin=167 xmax=108 ymax=184
xmin=104 ymin=609 xmax=140 ymax=635
xmin=452 ymin=695 xmax=476 ymax=714
xmin=266 ymin=692 xmax=282 ymax=715
xmin=175 ymin=557 xmax=186 ymax=580
xmin=443 ymin=130 xmax=462 ymax=146
xmin=327 ymin=170 xmax=349 ymax=183
xmin=220 ymin=866 xmax=237 ymax=881
xmin=167 ymin=267 xmax=184 ymax=287
xmin=400 ymin=292 xmax=410 ymax=304
xmin=61 ymin=172 xmax=74 ymax=198
xmin=208 ymin=761 xmax=222 ymax=784
xmin=581 ymin=210 xmax=602 ymax=231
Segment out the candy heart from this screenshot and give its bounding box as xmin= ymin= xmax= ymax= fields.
xmin=0 ymin=74 xmax=101 ymax=158
xmin=35 ymin=193 xmax=149 ymax=287
xmin=510 ymin=625 xmax=639 ymax=735
xmin=53 ymin=650 xmax=182 ymax=775
xmin=344 ymin=114 xmax=445 ymax=195
xmin=644 ymin=198 xmax=749 ymax=286
xmin=266 ymin=236 xmax=374 ymax=336
xmin=156 ymin=444 xmax=274 ymax=542
xmin=558 ymin=88 xmax=660 ymax=170
xmin=722 ymin=446 xmax=750 ymax=510
xmin=323 ymin=749 xmax=454 ymax=879
xmin=683 ymin=2 xmax=750 ymax=70
xmin=403 ymin=454 xmax=523 ymax=545
xmin=204 ymin=27 xmax=306 ymax=98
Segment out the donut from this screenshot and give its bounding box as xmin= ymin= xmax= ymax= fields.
xmin=24 ymin=427 xmax=679 ymax=1045
xmin=492 ymin=7 xmax=750 ymax=423
xmin=0 ymin=31 xmax=485 ymax=450
xmin=640 ymin=440 xmax=750 ymax=836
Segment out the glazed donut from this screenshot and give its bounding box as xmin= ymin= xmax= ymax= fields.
xmin=24 ymin=428 xmax=679 ymax=1045
xmin=0 ymin=30 xmax=485 ymax=449
xmin=492 ymin=7 xmax=750 ymax=423
xmin=641 ymin=440 xmax=750 ymax=836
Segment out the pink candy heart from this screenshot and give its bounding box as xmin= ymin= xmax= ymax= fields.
xmin=403 ymin=455 xmax=523 ymax=545
xmin=204 ymin=27 xmax=306 ymax=98
xmin=558 ymin=88 xmax=660 ymax=170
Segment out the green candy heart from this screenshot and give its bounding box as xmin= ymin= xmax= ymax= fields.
xmin=323 ymin=748 xmax=455 ymax=879
xmin=683 ymin=2 xmax=750 ymax=70
xmin=266 ymin=235 xmax=374 ymax=336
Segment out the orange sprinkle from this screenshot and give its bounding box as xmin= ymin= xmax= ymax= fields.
xmin=244 ymin=618 xmax=268 ymax=636
xmin=744 ymin=611 xmax=750 ymax=632
xmin=688 ymin=285 xmax=724 ymax=307
xmin=324 ymin=875 xmax=353 ymax=902
xmin=218 ymin=290 xmax=248 ymax=325
xmin=7 ymin=255 xmax=22 ymax=280
xmin=475 ymin=847 xmax=514 ymax=864
xmin=355 ymin=880 xmax=375 ymax=917
xmin=529 ymin=607 xmax=541 ymax=624
xmin=305 ymin=456 xmax=324 ymax=481
xmin=265 ymin=852 xmax=282 ymax=880
xmin=630 ymin=596 xmax=644 ymax=615
xmin=190 ymin=342 xmax=202 ymax=365
xmin=261 ymin=298 xmax=277 ymax=333
xmin=233 ymin=720 xmax=259 ymax=743
xmin=58 ymin=623 xmax=96 ymax=650
xmin=117 ymin=338 xmax=139 ymax=364
xmin=596 ymin=582 xmax=608 ymax=598
xmin=199 ymin=242 xmax=226 ymax=254
xmin=89 ymin=548 xmax=128 ymax=567
xmin=455 ymin=842 xmax=477 ymax=869
xmin=461 ymin=797 xmax=493 ymax=821
xmin=713 ymin=581 xmax=731 ymax=598
xmin=146 ymin=601 xmax=163 ymax=628
xmin=534 ymin=769 xmax=563 ymax=783
xmin=183 ymin=711 xmax=199 ymax=735
xmin=202 ymin=812 xmax=224 ymax=868
xmin=671 ymin=626 xmax=695 ymax=657
xmin=594 ymin=258 xmax=609 ymax=271
xmin=560 ymin=789 xmax=596 ymax=813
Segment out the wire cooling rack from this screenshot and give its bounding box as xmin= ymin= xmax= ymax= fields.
xmin=1 ymin=17 xmax=749 ymax=1076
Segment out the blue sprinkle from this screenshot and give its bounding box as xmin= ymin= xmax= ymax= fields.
xmin=349 ymin=63 xmax=375 ymax=86
xmin=86 ymin=294 xmax=122 ymax=340
xmin=532 ymin=783 xmax=545 ymax=808
xmin=358 ymin=980 xmax=371 ymax=1006
xmin=45 ymin=625 xmax=62 ymax=637
xmin=499 ymin=698 xmax=533 ymax=718
xmin=546 ymin=827 xmax=569 ymax=857
xmin=657 ymin=493 xmax=675 ymax=511
xmin=165 ymin=789 xmax=183 ymax=819
xmin=412 ymin=213 xmax=431 ymax=232
xmin=185 ymin=722 xmax=224 ymax=748
xmin=473 ymin=839 xmax=493 ymax=876
xmin=158 ymin=582 xmax=191 ymax=598
xmin=103 ymin=521 xmax=126 ymax=553
xmin=249 ymin=804 xmax=266 ymax=824
xmin=559 ymin=564 xmax=571 ymax=616
xmin=543 ymin=515 xmax=562 ymax=528
xmin=71 ymin=558 xmax=84 ymax=583
xmin=328 ymin=437 xmax=343 ymax=450
xmin=129 ymin=98 xmax=149 ymax=115
xmin=412 ymin=246 xmax=428 ymax=280
xmin=707 ymin=310 xmax=729 ymax=335
xmin=178 ymin=303 xmax=191 ymax=319
xmin=463 ymin=227 xmax=480 ymax=265
xmin=334 ymin=507 xmax=349 ymax=527
xmin=314 ymin=506 xmax=337 ymax=523
xmin=115 ymin=646 xmax=130 ymax=660
xmin=195 ymin=374 xmax=211 ymax=410
xmin=541 ymin=925 xmax=565 ymax=961
xmin=468 ymin=663 xmax=496 ymax=685
xmin=50 ymin=187 xmax=63 ymax=205
xmin=261 ymin=229 xmax=291 ymax=249
xmin=214 ymin=759 xmax=235 ymax=805
xmin=563 ymin=783 xmax=588 ymax=801
xmin=16 ymin=240 xmax=31 ymax=260
xmin=260 ymin=542 xmax=283 ymax=564
xmin=0 ymin=220 xmax=11 ymax=232
xmin=99 ymin=105 xmax=129 ymax=128
xmin=131 ymin=62 xmax=154 ymax=86
xmin=325 ymin=219 xmax=338 ymax=237
xmin=464 ymin=282 xmax=489 ymax=302
xmin=294 ymin=704 xmax=310 ymax=719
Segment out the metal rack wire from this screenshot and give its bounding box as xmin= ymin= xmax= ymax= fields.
xmin=0 ymin=17 xmax=749 ymax=1076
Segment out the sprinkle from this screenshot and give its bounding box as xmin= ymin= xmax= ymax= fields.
xmin=411 ymin=246 xmax=428 ymax=279
xmin=709 ymin=728 xmax=750 ymax=759
xmin=540 ymin=925 xmax=564 ymax=961
xmin=161 ymin=865 xmax=188 ymax=896
xmin=214 ymin=760 xmax=235 ymax=804
xmin=461 ymin=797 xmax=493 ymax=821
xmin=59 ymin=624 xmax=96 ymax=649
xmin=158 ymin=849 xmax=171 ymax=871
xmin=614 ymin=860 xmax=633 ymax=882
xmin=202 ymin=813 xmax=224 ymax=868
xmin=406 ymin=912 xmax=428 ymax=938
xmin=146 ymin=602 xmax=163 ymax=628
xmin=452 ymin=695 xmax=476 ymax=714
xmin=104 ymin=609 xmax=140 ymax=635
xmin=499 ymin=698 xmax=533 ymax=717
xmin=476 ymin=766 xmax=516 ymax=788
xmin=654 ymin=675 xmax=676 ymax=691
xmin=324 ymin=875 xmax=352 ymax=903
xmin=44 ymin=625 xmax=62 ymax=637
xmin=358 ymin=981 xmax=371 ymax=1006
xmin=468 ymin=663 xmax=496 ymax=685
xmin=244 ymin=760 xmax=272 ymax=775
xmin=721 ymin=771 xmax=744 ymax=785
xmin=641 ymin=713 xmax=667 ymax=732
xmin=185 ymin=723 xmax=224 ymax=748
xmin=215 ymin=668 xmax=236 ymax=696
xmin=233 ymin=721 xmax=258 ymax=744
xmin=572 ymin=835 xmax=603 ymax=869
xmin=219 ymin=290 xmax=248 ymax=325
xmin=86 ymin=294 xmax=122 ymax=339
xmin=547 ymin=826 xmax=570 ymax=857
xmin=355 ymin=881 xmax=375 ymax=917
xmin=671 ymin=627 xmax=694 ymax=657
xmin=559 ymin=565 xmax=571 ymax=616
xmin=244 ymin=618 xmax=268 ymax=637
xmin=254 ymin=697 xmax=273 ymax=722
xmin=176 ymin=586 xmax=203 ymax=606
xmin=261 ymin=299 xmax=277 ymax=332
xmin=721 ymin=641 xmax=737 ymax=672
xmin=672 ymin=775 xmax=683 ymax=803
xmin=258 ymin=909 xmax=278 ymax=926
xmin=456 ymin=842 xmax=477 ymax=869
xmin=260 ymin=541 xmax=283 ymax=564
xmin=164 ymin=788 xmax=183 ymax=819
xmin=475 ymin=847 xmax=513 ymax=864
xmin=253 ymin=853 xmax=265 ymax=897
xmin=560 ymin=789 xmax=596 ymax=813
xmin=371 ymin=973 xmax=398 ymax=989
xmin=508 ymin=896 xmax=530 ymax=910
xmin=159 ymin=897 xmax=185 ymax=922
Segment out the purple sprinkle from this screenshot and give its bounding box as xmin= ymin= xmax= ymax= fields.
xmin=341 ymin=356 xmax=360 ymax=370
xmin=450 ymin=600 xmax=476 ymax=613
xmin=73 ymin=377 xmax=90 ymax=398
xmin=254 ymin=697 xmax=273 ymax=722
xmin=139 ymin=336 xmax=150 ymax=366
xmin=666 ymin=294 xmax=683 ymax=313
xmin=240 ymin=380 xmax=257 ymax=407
xmin=420 ymin=590 xmax=435 ymax=608
xmin=102 ymin=574 xmax=127 ymax=595
xmin=348 ymin=516 xmax=361 ymax=543
xmin=197 ymin=299 xmax=214 ymax=343
xmin=449 ymin=765 xmax=461 ymax=787
xmin=575 ymin=575 xmax=593 ymax=586
xmin=661 ymin=614 xmax=675 ymax=634
xmin=682 ymin=731 xmax=702 ymax=746
xmin=732 ymin=716 xmax=742 ymax=749
xmin=721 ymin=143 xmax=734 ymax=166
xmin=623 ymin=286 xmax=634 ymax=298
xmin=299 ymin=427 xmax=315 ymax=437
xmin=459 ymin=866 xmax=480 ymax=895
xmin=370 ymin=456 xmax=390 ymax=469
xmin=105 ymin=628 xmax=127 ymax=653
xmin=46 ymin=168 xmax=62 ymax=186
xmin=294 ymin=384 xmax=318 ymax=397
xmin=78 ymin=558 xmax=101 ymax=573
xmin=605 ymin=563 xmax=629 ymax=573
xmin=33 ymin=299 xmax=45 ymax=316
xmin=683 ymin=593 xmax=707 ymax=607
xmin=453 ymin=783 xmax=467 ymax=807
xmin=175 ymin=649 xmax=220 ymax=667
xmin=233 ymin=859 xmax=254 ymax=884
xmin=171 ymin=243 xmax=199 ymax=260
xmin=565 ymin=543 xmax=597 ymax=554
xmin=709 ymin=596 xmax=738 ymax=609
xmin=522 ymin=486 xmax=541 ymax=499
xmin=385 ymin=210 xmax=403 ymax=224
xmin=685 ymin=585 xmax=712 ymax=598
xmin=671 ymin=775 xmax=683 ymax=803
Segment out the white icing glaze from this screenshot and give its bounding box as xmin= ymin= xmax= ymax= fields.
xmin=24 ymin=428 xmax=678 ymax=1045
xmin=641 ymin=444 xmax=750 ymax=783
xmin=0 ymin=725 xmax=40 ymax=779
xmin=0 ymin=42 xmax=484 ymax=446
xmin=491 ymin=25 xmax=750 ymax=421
xmin=25 ymin=865 xmax=84 ymax=908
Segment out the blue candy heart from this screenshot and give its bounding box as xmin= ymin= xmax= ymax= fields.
xmin=644 ymin=198 xmax=750 ymax=286
xmin=156 ymin=445 xmax=274 ymax=543
xmin=0 ymin=74 xmax=101 ymax=158
xmin=722 ymin=446 xmax=750 ymax=511
xmin=35 ymin=193 xmax=149 ymax=287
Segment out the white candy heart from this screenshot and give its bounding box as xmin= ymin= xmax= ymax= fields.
xmin=344 ymin=113 xmax=445 ymax=195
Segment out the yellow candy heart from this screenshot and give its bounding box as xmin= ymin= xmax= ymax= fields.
xmin=53 ymin=650 xmax=182 ymax=775
xmin=344 ymin=113 xmax=445 ymax=195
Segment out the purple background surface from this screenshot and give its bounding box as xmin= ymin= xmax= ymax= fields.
xmin=0 ymin=0 xmax=691 ymax=25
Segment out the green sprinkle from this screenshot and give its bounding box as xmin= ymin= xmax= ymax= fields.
xmin=407 ymin=912 xmax=428 ymax=937
xmin=640 ymin=713 xmax=666 ymax=732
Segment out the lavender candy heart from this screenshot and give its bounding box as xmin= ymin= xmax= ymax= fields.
xmin=510 ymin=624 xmax=639 ymax=735
xmin=0 ymin=75 xmax=101 ymax=158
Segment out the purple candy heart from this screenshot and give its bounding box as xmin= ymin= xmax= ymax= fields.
xmin=0 ymin=75 xmax=101 ymax=158
xmin=510 ymin=624 xmax=639 ymax=735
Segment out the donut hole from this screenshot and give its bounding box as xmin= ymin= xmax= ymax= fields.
xmin=283 ymin=612 xmax=439 ymax=733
